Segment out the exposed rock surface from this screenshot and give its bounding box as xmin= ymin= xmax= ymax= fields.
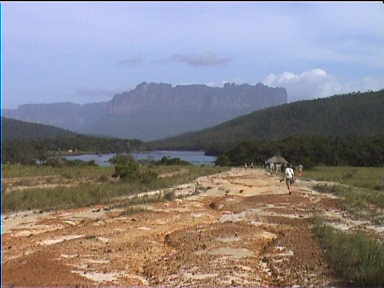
xmin=6 ymin=82 xmax=287 ymax=140
xmin=5 ymin=168 xmax=380 ymax=287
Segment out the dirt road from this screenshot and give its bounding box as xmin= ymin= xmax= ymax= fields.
xmin=3 ymin=168 xmax=382 ymax=287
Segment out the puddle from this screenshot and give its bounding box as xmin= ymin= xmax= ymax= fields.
xmin=207 ymin=247 xmax=254 ymax=259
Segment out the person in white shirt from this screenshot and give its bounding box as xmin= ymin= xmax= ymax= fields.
xmin=284 ymin=164 xmax=295 ymax=195
xmin=297 ymin=164 xmax=303 ymax=176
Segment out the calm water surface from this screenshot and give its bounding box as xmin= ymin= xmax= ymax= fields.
xmin=64 ymin=150 xmax=216 ymax=167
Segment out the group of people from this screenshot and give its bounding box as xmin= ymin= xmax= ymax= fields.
xmin=243 ymin=160 xmax=303 ymax=195
xmin=243 ymin=162 xmax=255 ymax=169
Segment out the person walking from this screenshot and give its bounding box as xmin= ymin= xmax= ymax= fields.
xmin=284 ymin=163 xmax=295 ymax=195
xmin=297 ymin=164 xmax=303 ymax=176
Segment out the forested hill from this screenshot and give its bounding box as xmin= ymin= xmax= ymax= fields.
xmin=2 ymin=118 xmax=143 ymax=164
xmin=148 ymin=89 xmax=384 ymax=154
xmin=3 ymin=117 xmax=77 ymax=141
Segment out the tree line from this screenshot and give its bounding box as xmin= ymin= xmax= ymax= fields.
xmin=215 ymin=135 xmax=384 ymax=168
xmin=2 ymin=136 xmax=143 ymax=165
xmin=148 ymin=89 xmax=384 ymax=155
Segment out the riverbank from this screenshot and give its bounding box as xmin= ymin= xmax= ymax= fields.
xmin=64 ymin=150 xmax=217 ymax=167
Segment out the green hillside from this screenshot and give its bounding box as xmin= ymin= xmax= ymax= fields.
xmin=2 ymin=118 xmax=143 ymax=164
xmin=3 ymin=117 xmax=77 ymax=141
xmin=148 ymin=90 xmax=384 ymax=154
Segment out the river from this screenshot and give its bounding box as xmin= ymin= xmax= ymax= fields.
xmin=64 ymin=150 xmax=217 ymax=167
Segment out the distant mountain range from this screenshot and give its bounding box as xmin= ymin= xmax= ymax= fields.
xmin=5 ymin=82 xmax=287 ymax=140
xmin=148 ymin=90 xmax=384 ymax=154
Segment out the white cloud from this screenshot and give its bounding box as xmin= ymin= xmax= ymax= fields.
xmin=263 ymin=69 xmax=384 ymax=103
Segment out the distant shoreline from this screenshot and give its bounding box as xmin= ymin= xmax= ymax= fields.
xmin=52 ymin=151 xmax=97 ymax=157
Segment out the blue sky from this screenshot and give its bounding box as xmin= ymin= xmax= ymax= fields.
xmin=3 ymin=1 xmax=384 ymax=108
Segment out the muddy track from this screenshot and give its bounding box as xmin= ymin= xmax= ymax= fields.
xmin=3 ymin=168 xmax=383 ymax=287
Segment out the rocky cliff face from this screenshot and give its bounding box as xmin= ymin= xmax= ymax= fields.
xmin=6 ymin=82 xmax=287 ymax=140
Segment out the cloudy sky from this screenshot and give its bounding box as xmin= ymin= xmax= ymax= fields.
xmin=3 ymin=1 xmax=384 ymax=108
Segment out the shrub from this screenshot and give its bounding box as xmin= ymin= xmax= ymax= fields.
xmin=114 ymin=163 xmax=140 ymax=180
xmin=109 ymin=154 xmax=136 ymax=165
xmin=155 ymin=156 xmax=191 ymax=166
xmin=373 ymin=184 xmax=384 ymax=191
xmin=97 ymin=175 xmax=110 ymax=182
xmin=313 ymin=221 xmax=384 ymax=286
xmin=215 ymin=154 xmax=232 ymax=166
xmin=137 ymin=169 xmax=158 ymax=184
xmin=113 ymin=157 xmax=158 ymax=184
xmin=44 ymin=157 xmax=66 ymax=168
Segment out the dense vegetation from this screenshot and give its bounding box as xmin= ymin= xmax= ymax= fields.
xmin=215 ymin=135 xmax=384 ymax=168
xmin=2 ymin=117 xmax=143 ymax=164
xmin=153 ymin=156 xmax=192 ymax=166
xmin=3 ymin=136 xmax=142 ymax=164
xmin=148 ymin=90 xmax=384 ymax=154
xmin=216 ymin=136 xmax=384 ymax=168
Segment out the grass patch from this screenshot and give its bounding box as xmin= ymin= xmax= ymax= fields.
xmin=313 ymin=184 xmax=384 ymax=222
xmin=13 ymin=178 xmax=36 ymax=186
xmin=308 ymin=166 xmax=384 ymax=224
xmin=305 ymin=166 xmax=384 ymax=191
xmin=313 ymin=220 xmax=384 ymax=287
xmin=3 ymin=164 xmax=114 ymax=179
xmin=4 ymin=165 xmax=228 ymax=212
